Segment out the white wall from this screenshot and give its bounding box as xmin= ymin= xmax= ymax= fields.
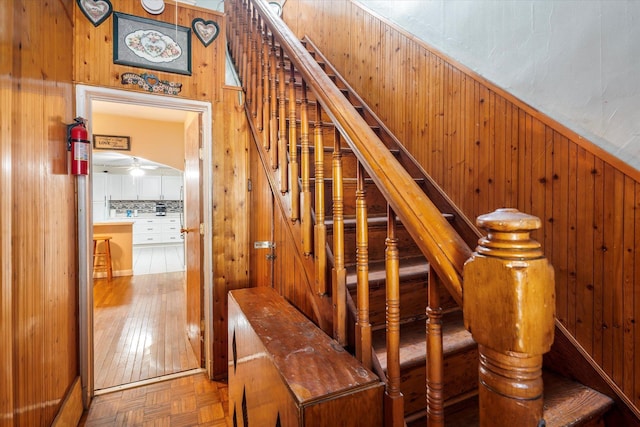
xmin=359 ymin=0 xmax=640 ymax=171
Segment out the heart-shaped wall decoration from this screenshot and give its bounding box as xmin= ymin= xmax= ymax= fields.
xmin=77 ymin=0 xmax=112 ymax=27
xmin=192 ymin=18 xmax=220 ymax=47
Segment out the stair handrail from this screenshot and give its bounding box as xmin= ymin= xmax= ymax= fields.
xmin=249 ymin=0 xmax=471 ymax=306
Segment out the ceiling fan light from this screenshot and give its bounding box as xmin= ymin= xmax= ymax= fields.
xmin=130 ymin=167 xmax=145 ymax=176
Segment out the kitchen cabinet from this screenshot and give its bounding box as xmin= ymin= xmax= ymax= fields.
xmin=107 ymin=174 xmax=123 ymax=200
xmin=161 ymin=175 xmax=183 ymax=200
xmin=92 ymin=173 xmax=108 ymax=221
xmin=92 ymin=201 xmax=107 ymax=222
xmin=133 ymin=217 xmax=183 ymax=245
xmin=93 ymin=172 xmax=107 ymax=200
xmin=138 ymin=175 xmax=162 ymax=200
xmin=133 ymin=218 xmax=162 ymax=244
xmin=95 ymin=174 xmax=183 ymax=201
xmin=120 ymin=175 xmax=138 ymax=200
xmin=93 ymin=172 xmax=124 ymax=201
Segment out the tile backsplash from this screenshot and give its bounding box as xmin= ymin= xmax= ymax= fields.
xmin=109 ymin=200 xmax=183 ymax=215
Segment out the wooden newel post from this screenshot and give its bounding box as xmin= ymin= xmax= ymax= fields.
xmin=463 ymin=208 xmax=555 ymax=427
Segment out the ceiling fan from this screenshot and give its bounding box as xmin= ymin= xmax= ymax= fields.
xmin=97 ymin=157 xmax=158 ymax=175
xmin=127 ymin=157 xmax=158 ymax=176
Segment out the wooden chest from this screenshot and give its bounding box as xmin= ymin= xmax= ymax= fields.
xmin=228 ymin=287 xmax=383 ymax=427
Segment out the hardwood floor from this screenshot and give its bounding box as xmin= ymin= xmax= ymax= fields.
xmin=93 ymin=271 xmax=200 ymax=390
xmin=79 ymin=372 xmax=231 ymax=426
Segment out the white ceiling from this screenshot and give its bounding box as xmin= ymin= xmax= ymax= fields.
xmin=92 ymin=151 xmax=182 ymax=176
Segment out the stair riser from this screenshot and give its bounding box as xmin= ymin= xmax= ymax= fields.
xmin=402 ymin=348 xmax=479 ymax=416
xmin=311 ymin=180 xmax=389 ymax=217
xmin=329 ymin=226 xmax=426 ymax=265
xmin=359 ymin=280 xmax=458 ymax=327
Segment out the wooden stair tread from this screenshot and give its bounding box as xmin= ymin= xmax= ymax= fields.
xmin=373 ymin=312 xmax=474 ymax=370
xmin=542 ymin=371 xmax=614 ymax=427
xmin=441 ymin=371 xmax=614 ymax=427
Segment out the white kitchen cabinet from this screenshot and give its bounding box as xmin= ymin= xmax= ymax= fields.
xmin=161 ymin=176 xmax=183 ymax=200
xmin=93 ymin=172 xmax=107 ymax=201
xmin=133 ymin=217 xmax=184 ymax=245
xmin=106 ymin=174 xmax=123 ymax=200
xmin=138 ymin=175 xmax=162 ymax=200
xmin=92 ymin=173 xmax=108 ymax=221
xmin=99 ymin=174 xmax=183 ymax=201
xmin=133 ymin=218 xmax=162 ymax=244
xmin=120 ymin=175 xmax=139 ymax=200
xmin=92 ymin=201 xmax=107 ymax=222
xmin=160 ymin=217 xmax=182 ymax=242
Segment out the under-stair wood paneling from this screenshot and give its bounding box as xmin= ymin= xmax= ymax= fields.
xmin=2 ymin=0 xmax=79 ymax=425
xmin=285 ymin=0 xmax=640 ymax=412
xmin=273 ymin=189 xmax=318 ymax=323
xmin=211 ymin=87 xmax=251 ymax=379
xmin=248 ymin=116 xmax=326 ymax=330
xmin=249 ymin=136 xmax=274 ymax=288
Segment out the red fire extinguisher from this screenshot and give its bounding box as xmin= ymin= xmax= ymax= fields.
xmin=67 ymin=117 xmax=89 ymax=175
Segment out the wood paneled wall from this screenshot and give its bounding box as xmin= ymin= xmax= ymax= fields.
xmin=212 ymin=87 xmax=251 ymax=378
xmin=74 ymin=0 xmax=224 ymax=102
xmin=74 ymin=1 xmax=251 ymax=379
xmin=284 ymin=0 xmax=640 ymax=410
xmin=2 ymin=0 xmax=79 ymax=425
xmin=248 ymin=121 xmax=320 ymax=329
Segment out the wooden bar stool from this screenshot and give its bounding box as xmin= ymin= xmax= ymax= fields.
xmin=93 ymin=234 xmax=113 ymax=281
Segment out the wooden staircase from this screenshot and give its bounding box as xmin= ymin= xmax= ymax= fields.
xmin=226 ymin=1 xmax=619 ymax=425
xmin=296 ymin=38 xmax=614 ymax=426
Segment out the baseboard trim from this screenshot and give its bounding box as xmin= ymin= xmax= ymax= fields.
xmin=52 ymin=377 xmax=83 ymax=427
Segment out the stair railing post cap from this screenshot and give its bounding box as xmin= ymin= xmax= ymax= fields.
xmin=476 ymin=208 xmax=541 ymax=232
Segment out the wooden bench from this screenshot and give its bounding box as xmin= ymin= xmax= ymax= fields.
xmin=228 ymin=287 xmax=383 ymax=427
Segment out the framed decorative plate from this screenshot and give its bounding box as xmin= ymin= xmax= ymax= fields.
xmin=113 ymin=12 xmax=192 ymax=76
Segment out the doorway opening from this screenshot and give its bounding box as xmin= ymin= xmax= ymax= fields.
xmin=76 ymin=85 xmax=214 ymax=404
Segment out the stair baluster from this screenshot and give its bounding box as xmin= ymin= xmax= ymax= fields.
xmin=288 ymin=65 xmax=299 ymax=221
xmin=463 ymin=209 xmax=555 ymax=427
xmin=269 ymin=33 xmax=278 ymax=169
xmin=314 ymin=102 xmax=327 ymax=295
xmin=261 ymin=21 xmax=270 ymax=141
xmin=355 ymin=161 xmax=372 ymax=370
xmin=332 ymin=129 xmax=346 ymax=345
xmin=237 ymin=1 xmax=248 ymax=87
xmin=300 ymin=81 xmax=312 ymax=255
xmin=426 ymin=272 xmax=445 ymax=426
xmin=385 ymin=206 xmax=404 ymax=427
xmin=231 ymin=1 xmax=241 ymax=82
xmin=278 ymin=46 xmax=288 ymax=193
xmin=249 ymin=8 xmax=258 ymax=119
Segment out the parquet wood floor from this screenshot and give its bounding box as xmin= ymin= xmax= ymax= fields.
xmin=93 ymin=272 xmax=200 ymax=390
xmin=79 ymin=372 xmax=231 ymax=426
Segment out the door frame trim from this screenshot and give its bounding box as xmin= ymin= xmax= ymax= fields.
xmin=75 ymin=85 xmax=214 ymax=407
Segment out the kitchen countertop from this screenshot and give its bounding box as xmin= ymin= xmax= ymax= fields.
xmin=99 ymin=213 xmax=181 ymax=222
xmin=94 ymin=220 xmax=135 ymax=225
